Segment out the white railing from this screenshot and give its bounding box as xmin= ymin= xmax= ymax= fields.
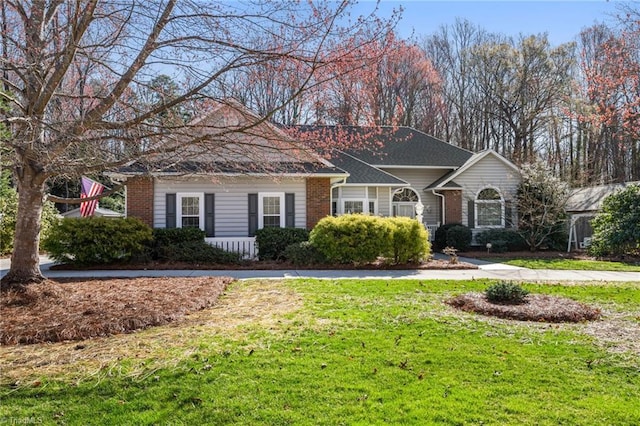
xmin=206 ymin=237 xmax=257 ymax=260
xmin=424 ymin=223 xmax=439 ymax=241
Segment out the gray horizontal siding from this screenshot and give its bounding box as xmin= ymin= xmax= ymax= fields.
xmin=455 ymin=155 xmax=520 ymax=232
xmin=154 ymin=177 xmax=306 ymax=237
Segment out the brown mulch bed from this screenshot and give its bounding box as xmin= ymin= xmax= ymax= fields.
xmin=446 ymin=292 xmax=601 ymax=323
xmin=0 ymin=277 xmax=234 ymax=345
xmin=50 ymin=258 xmax=477 ymax=271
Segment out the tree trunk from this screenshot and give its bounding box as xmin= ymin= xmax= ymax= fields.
xmin=1 ymin=167 xmax=46 ymax=290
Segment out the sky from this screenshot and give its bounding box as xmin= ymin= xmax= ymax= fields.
xmin=355 ymin=0 xmax=625 ymax=45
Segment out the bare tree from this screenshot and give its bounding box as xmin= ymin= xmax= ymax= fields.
xmin=0 ymin=0 xmax=394 ymax=288
xmin=422 ymin=19 xmax=496 ymax=149
xmin=470 ymin=34 xmax=575 ymax=165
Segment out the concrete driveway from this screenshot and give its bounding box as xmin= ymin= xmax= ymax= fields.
xmin=2 ymin=254 xmax=639 ymax=282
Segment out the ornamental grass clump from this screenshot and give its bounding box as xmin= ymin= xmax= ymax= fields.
xmin=485 ymin=281 xmax=529 ymax=305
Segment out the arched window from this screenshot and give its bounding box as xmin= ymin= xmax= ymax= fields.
xmin=392 ymin=188 xmax=420 ymax=218
xmin=475 ymin=187 xmax=504 ymax=227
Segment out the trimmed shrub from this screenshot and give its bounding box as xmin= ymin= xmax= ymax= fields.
xmin=445 ymin=225 xmax=472 ymax=252
xmin=255 ymin=227 xmax=310 ymax=261
xmin=434 ymin=223 xmax=462 ymax=250
xmin=151 ymin=227 xmax=239 ymax=264
xmin=155 ymin=240 xmax=240 ymax=263
xmin=152 ymin=227 xmax=205 ymax=246
xmin=282 ymin=241 xmax=326 ymax=266
xmin=310 ymin=214 xmax=392 ymax=264
xmin=485 ymin=281 xmax=529 ymax=305
xmin=386 ymin=216 xmax=431 ymax=263
xmin=43 ymin=217 xmax=153 ymax=265
xmin=475 ymin=229 xmax=528 ymax=252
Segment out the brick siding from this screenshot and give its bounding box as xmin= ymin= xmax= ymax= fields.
xmin=306 ymin=177 xmax=331 ymax=229
xmin=443 ymin=190 xmax=462 ymax=225
xmin=126 ymin=176 xmax=154 ymax=227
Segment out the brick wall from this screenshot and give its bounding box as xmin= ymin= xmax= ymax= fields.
xmin=306 ymin=177 xmax=331 ymax=229
xmin=126 ymin=176 xmax=154 ymax=227
xmin=443 ymin=190 xmax=462 ymax=225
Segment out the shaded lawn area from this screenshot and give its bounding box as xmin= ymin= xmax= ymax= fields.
xmin=498 ymin=258 xmax=640 ymax=272
xmin=1 ymin=279 xmax=639 ymax=425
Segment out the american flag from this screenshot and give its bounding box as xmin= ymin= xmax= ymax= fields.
xmin=80 ymin=176 xmax=105 ymax=217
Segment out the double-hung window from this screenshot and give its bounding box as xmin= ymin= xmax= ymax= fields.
xmin=259 ymin=192 xmax=285 ymax=228
xmin=177 ymin=193 xmax=204 ymax=230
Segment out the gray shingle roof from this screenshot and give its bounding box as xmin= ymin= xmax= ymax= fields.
xmin=329 ymin=151 xmax=408 ymax=185
xmin=339 ymin=126 xmax=474 ymax=167
xmin=118 ymin=160 xmax=345 ymax=176
xmin=566 ymin=182 xmax=640 ymax=213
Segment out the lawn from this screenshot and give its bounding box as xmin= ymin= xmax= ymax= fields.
xmin=1 ymin=279 xmax=639 ymax=425
xmin=498 ymin=258 xmax=640 ymax=271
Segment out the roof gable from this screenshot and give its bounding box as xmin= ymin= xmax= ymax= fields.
xmin=425 ymin=149 xmax=519 ymax=190
xmin=330 ymin=151 xmax=408 ymax=185
xmin=117 ymin=101 xmax=345 ymax=177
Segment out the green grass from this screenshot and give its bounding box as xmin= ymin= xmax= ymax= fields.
xmin=2 ymin=279 xmax=639 ymax=425
xmin=495 ymin=258 xmax=640 ymax=271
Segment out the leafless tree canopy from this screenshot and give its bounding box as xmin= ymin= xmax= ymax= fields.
xmin=0 ymin=0 xmax=396 ymax=286
xmin=1 ymin=0 xmax=397 ymax=177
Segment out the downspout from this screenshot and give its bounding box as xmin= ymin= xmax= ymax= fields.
xmin=432 ymin=190 xmax=445 ymax=225
xmin=331 ymin=177 xmax=348 ymax=215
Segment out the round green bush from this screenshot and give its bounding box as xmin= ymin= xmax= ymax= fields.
xmin=386 ymin=216 xmax=431 ymax=263
xmin=434 ymin=223 xmax=462 ymax=250
xmin=485 ymin=281 xmax=529 ymax=305
xmin=310 ymin=214 xmax=392 ymax=264
xmin=445 ymin=225 xmax=472 ymax=252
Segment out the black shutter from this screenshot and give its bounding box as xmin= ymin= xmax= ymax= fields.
xmin=285 ymin=193 xmax=295 ymax=228
xmin=504 ymin=201 xmax=513 ymax=229
xmin=166 ymin=193 xmax=176 ymax=228
xmin=248 ymin=193 xmax=258 ymax=237
xmin=205 ymin=193 xmax=215 ymax=237
xmin=467 ymin=200 xmax=475 ymax=229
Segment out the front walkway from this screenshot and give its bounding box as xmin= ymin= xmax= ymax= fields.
xmin=1 ymin=255 xmax=639 ymax=282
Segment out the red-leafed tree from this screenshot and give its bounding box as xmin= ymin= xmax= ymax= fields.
xmin=315 ymin=32 xmax=443 ymax=128
xmin=579 ymin=17 xmax=640 ymax=183
xmin=0 ymin=0 xmax=394 ymax=288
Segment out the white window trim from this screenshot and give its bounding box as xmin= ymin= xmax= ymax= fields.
xmin=177 ymin=192 xmax=205 ymax=231
xmin=258 ymin=192 xmax=285 ymax=229
xmin=368 ymin=200 xmax=378 ymax=215
xmin=341 ymin=198 xmax=377 ymax=215
xmin=474 ymin=186 xmax=505 ymax=229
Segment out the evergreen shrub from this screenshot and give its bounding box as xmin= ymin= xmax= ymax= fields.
xmin=282 ymin=241 xmax=326 ymax=266
xmin=475 ymin=229 xmax=528 ymax=252
xmin=255 ymin=227 xmax=310 ymax=261
xmin=434 ymin=223 xmax=462 ymax=250
xmin=43 ymin=217 xmax=153 ymax=265
xmin=386 ymin=216 xmax=431 ymax=263
xmin=445 ymin=225 xmax=472 ymax=252
xmin=485 ymin=281 xmax=529 ymax=305
xmin=310 ymin=214 xmax=392 ymax=264
xmin=151 ymin=227 xmax=239 ymax=264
